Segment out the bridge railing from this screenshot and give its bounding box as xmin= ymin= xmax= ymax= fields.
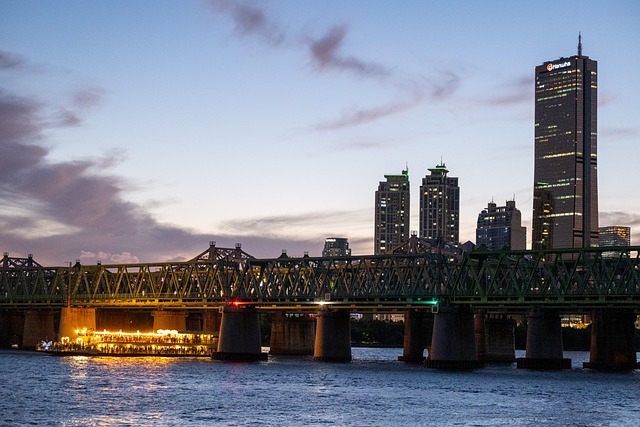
xmin=452 ymin=246 xmax=640 ymax=306
xmin=2 ymin=246 xmax=640 ymax=308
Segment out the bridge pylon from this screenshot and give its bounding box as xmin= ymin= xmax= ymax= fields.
xmin=212 ymin=304 xmax=267 ymax=361
xmin=425 ymin=305 xmax=483 ymax=370
xmin=517 ymin=308 xmax=571 ymax=370
xmin=584 ymin=309 xmax=640 ymax=371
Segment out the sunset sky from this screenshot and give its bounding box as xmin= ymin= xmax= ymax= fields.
xmin=2 ymin=0 xmax=639 ymax=265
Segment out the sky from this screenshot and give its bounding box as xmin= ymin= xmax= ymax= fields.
xmin=1 ymin=0 xmax=639 ymax=266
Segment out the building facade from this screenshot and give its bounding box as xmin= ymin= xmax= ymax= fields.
xmin=532 ymin=37 xmax=598 ymax=249
xmin=322 ymin=237 xmax=352 ymax=257
xmin=374 ymin=169 xmax=410 ymax=255
xmin=476 ymin=200 xmax=526 ymax=251
xmin=419 ymin=163 xmax=459 ymax=245
xmin=598 ymin=226 xmax=631 ymax=247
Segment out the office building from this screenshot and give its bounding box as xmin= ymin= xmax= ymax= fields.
xmin=322 ymin=237 xmax=352 ymax=257
xmin=374 ymin=169 xmax=410 ymax=254
xmin=476 ymin=200 xmax=526 ymax=251
xmin=599 ymin=226 xmax=631 ymax=247
xmin=532 ymin=36 xmax=598 ymax=249
xmin=419 ymin=163 xmax=459 ymax=245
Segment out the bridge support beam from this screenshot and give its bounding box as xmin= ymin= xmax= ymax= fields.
xmin=425 ymin=305 xmax=483 ymax=369
xmin=152 ymin=310 xmax=187 ymax=332
xmin=22 ymin=309 xmax=55 ymax=349
xmin=398 ymin=309 xmax=432 ymax=363
xmin=584 ymin=309 xmax=639 ymax=371
xmin=58 ymin=307 xmax=97 ymax=342
xmin=314 ymin=309 xmax=351 ymax=362
xmin=269 ymin=313 xmax=315 ymax=355
xmin=517 ymin=308 xmax=570 ymax=369
xmin=212 ymin=305 xmax=267 ymax=361
xmin=475 ymin=312 xmax=516 ymax=363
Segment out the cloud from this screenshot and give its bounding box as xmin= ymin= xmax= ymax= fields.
xmin=208 ymin=1 xmax=390 ymax=79
xmin=601 ymin=127 xmax=638 ymax=140
xmin=600 ymin=211 xmax=640 ymax=227
xmin=315 ymin=92 xmax=423 ymax=131
xmin=72 ymin=86 xmax=106 ymax=109
xmin=0 ymin=50 xmax=26 ymax=69
xmin=220 ymin=209 xmax=370 ymax=237
xmin=313 ymin=73 xmax=461 ymax=131
xmin=1 ymin=62 xmax=365 ymax=264
xmin=306 ymin=25 xmax=391 ymax=78
xmin=207 ymin=0 xmax=286 ymax=46
xmin=484 ymin=76 xmax=530 ymax=106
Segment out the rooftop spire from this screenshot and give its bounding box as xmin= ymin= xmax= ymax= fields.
xmin=578 ymin=32 xmax=582 ymax=57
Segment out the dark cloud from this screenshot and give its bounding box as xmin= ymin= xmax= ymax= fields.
xmin=306 ymin=25 xmax=391 ymax=78
xmin=208 ymin=0 xmax=286 ymax=46
xmin=208 ymin=1 xmax=390 ymax=79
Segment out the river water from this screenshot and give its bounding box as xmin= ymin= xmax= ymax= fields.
xmin=1 ymin=348 xmax=639 ymax=426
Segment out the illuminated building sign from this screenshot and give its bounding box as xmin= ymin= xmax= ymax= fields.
xmin=546 ymin=61 xmax=572 ymax=71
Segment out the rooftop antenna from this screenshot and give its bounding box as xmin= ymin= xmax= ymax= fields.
xmin=578 ymin=32 xmax=582 ymax=57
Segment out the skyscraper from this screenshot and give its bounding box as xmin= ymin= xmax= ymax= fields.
xmin=599 ymin=226 xmax=630 ymax=259
xmin=532 ymin=36 xmax=598 ymax=249
xmin=374 ymin=169 xmax=410 ymax=254
xmin=476 ymin=200 xmax=526 ymax=251
xmin=322 ymin=237 xmax=352 ymax=257
xmin=598 ymin=226 xmax=630 ymax=247
xmin=419 ymin=163 xmax=459 ymax=245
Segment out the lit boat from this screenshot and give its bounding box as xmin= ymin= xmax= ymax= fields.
xmin=38 ymin=329 xmax=218 ymax=357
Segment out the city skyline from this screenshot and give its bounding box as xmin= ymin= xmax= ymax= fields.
xmin=2 ymin=1 xmax=639 ymax=265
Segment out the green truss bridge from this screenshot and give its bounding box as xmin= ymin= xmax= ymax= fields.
xmin=2 ymin=243 xmax=640 ymax=311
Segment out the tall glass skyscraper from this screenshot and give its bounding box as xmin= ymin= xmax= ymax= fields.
xmin=419 ymin=163 xmax=459 ymax=245
xmin=532 ymin=36 xmax=598 ymax=249
xmin=374 ymin=169 xmax=410 ymax=254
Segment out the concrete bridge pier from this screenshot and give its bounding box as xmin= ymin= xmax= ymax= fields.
xmin=398 ymin=309 xmax=433 ymax=363
xmin=475 ymin=312 xmax=516 ymax=363
xmin=0 ymin=311 xmax=25 ymax=347
xmin=58 ymin=307 xmax=97 ymax=342
xmin=314 ymin=309 xmax=352 ymax=362
xmin=269 ymin=313 xmax=315 ymax=355
xmin=425 ymin=305 xmax=483 ymax=369
xmin=212 ymin=305 xmax=267 ymax=361
xmin=584 ymin=309 xmax=639 ymax=371
xmin=517 ymin=308 xmax=570 ymax=369
xmin=202 ymin=310 xmax=222 ymax=334
xmin=22 ymin=309 xmax=55 ymax=349
xmin=152 ymin=310 xmax=187 ymax=332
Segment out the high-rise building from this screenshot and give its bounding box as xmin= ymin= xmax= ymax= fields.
xmin=322 ymin=237 xmax=352 ymax=257
xmin=532 ymin=36 xmax=598 ymax=249
xmin=598 ymin=226 xmax=631 ymax=247
xmin=476 ymin=200 xmax=526 ymax=251
xmin=419 ymin=163 xmax=459 ymax=245
xmin=374 ymin=169 xmax=410 ymax=254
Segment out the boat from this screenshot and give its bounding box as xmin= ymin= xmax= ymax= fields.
xmin=38 ymin=329 xmax=218 ymax=357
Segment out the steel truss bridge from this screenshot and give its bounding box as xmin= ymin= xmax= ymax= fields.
xmin=2 ymin=245 xmax=640 ymax=311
